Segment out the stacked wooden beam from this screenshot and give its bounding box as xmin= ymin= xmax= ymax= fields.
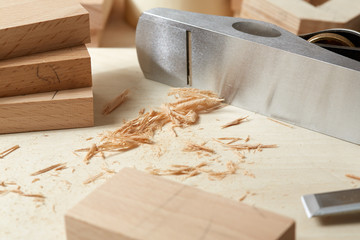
xmin=0 ymin=0 xmax=94 ymax=134
xmin=231 ymin=0 xmax=360 ymax=34
xmin=79 ymin=0 xmax=114 ymax=47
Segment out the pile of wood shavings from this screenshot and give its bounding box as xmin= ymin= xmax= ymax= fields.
xmin=81 ymin=88 xmax=224 ymax=164
xmin=147 ymin=161 xmax=239 ymax=181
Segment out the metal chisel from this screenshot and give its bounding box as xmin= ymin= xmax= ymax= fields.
xmin=302 ymin=188 xmax=360 ymax=218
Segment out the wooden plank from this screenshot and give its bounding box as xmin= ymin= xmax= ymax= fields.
xmin=231 ymin=0 xmax=360 ymax=34
xmin=65 ymin=168 xmax=295 ymax=240
xmin=0 ymin=87 xmax=94 ymax=134
xmin=125 ymin=0 xmax=232 ymax=28
xmin=0 ymin=0 xmax=90 ymax=60
xmin=80 ymin=0 xmax=114 ymax=47
xmin=0 ymin=45 xmax=92 ymax=98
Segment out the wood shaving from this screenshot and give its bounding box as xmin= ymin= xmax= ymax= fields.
xmin=0 ymin=145 xmax=20 ymax=159
xmin=345 ymin=174 xmax=360 ymax=181
xmin=30 ymin=163 xmax=66 ymax=176
xmin=183 ymin=143 xmax=215 ymax=154
xmin=147 ymin=162 xmax=208 ymax=177
xmin=267 ymin=118 xmax=294 ymax=128
xmin=31 ymin=178 xmax=40 ymax=183
xmin=221 ymin=116 xmax=249 ymax=129
xmin=82 ymin=88 xmax=224 ymax=163
xmin=224 ymin=143 xmax=277 ymax=151
xmin=83 ymin=172 xmax=105 ymax=185
xmin=86 ymin=137 xmax=93 ymax=141
xmin=245 ymin=135 xmax=250 ymax=143
xmin=102 ymin=89 xmax=130 ymax=115
xmin=239 ymin=191 xmax=251 ymax=202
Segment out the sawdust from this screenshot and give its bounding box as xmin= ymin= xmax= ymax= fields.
xmin=0 ymin=145 xmax=20 ymax=159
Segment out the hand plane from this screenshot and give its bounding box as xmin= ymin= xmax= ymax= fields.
xmin=135 ymin=8 xmax=360 ymax=144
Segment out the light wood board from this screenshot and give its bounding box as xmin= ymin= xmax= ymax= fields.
xmin=0 ymin=45 xmax=92 ymax=98
xmin=80 ymin=0 xmax=114 ymax=47
xmin=0 ymin=87 xmax=94 ymax=134
xmin=231 ymin=0 xmax=360 ymax=34
xmin=125 ymin=0 xmax=232 ymax=28
xmin=66 ymin=168 xmax=295 ymax=240
xmin=0 ymin=0 xmax=90 ymax=60
xmin=0 ymin=49 xmax=359 ymax=240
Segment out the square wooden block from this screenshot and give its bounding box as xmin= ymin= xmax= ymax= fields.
xmin=0 ymin=0 xmax=90 ymax=60
xmin=0 ymin=87 xmax=94 ymax=134
xmin=66 ymin=168 xmax=295 ymax=240
xmin=0 ymin=45 xmax=92 ymax=98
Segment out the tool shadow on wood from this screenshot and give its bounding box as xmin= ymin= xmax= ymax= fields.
xmin=317 ymin=212 xmax=360 ymax=226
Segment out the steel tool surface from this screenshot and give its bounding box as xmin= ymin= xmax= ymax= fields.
xmin=302 ymin=188 xmax=360 ymax=218
xmin=136 ymin=8 xmax=360 ymax=144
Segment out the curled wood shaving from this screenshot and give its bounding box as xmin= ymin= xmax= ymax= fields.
xmin=30 ymin=163 xmax=66 ymax=176
xmin=83 ymin=172 xmax=105 ymax=185
xmin=221 ymin=116 xmax=249 ymax=129
xmin=82 ymin=88 xmax=224 ymax=163
xmin=183 ymin=143 xmax=215 ymax=154
xmin=345 ymin=174 xmax=360 ymax=181
xmin=0 ymin=145 xmax=20 ymax=159
xmin=102 ymin=89 xmax=130 ymax=115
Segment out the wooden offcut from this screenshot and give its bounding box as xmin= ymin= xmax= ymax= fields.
xmin=65 ymin=168 xmax=295 ymax=240
xmin=0 ymin=45 xmax=92 ymax=98
xmin=80 ymin=0 xmax=114 ymax=47
xmin=231 ymin=0 xmax=360 ymax=34
xmin=0 ymin=87 xmax=94 ymax=134
xmin=0 ymin=0 xmax=90 ymax=60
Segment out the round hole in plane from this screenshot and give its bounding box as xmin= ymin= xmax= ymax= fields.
xmin=232 ymin=22 xmax=281 ymax=38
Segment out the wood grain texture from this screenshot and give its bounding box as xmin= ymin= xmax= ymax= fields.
xmin=0 ymin=0 xmax=90 ymax=60
xmin=0 ymin=45 xmax=92 ymax=98
xmin=231 ymin=0 xmax=360 ymax=34
xmin=125 ymin=0 xmax=232 ymax=28
xmin=0 ymin=87 xmax=93 ymax=134
xmin=66 ymin=168 xmax=295 ymax=240
xmin=80 ymin=0 xmax=114 ymax=47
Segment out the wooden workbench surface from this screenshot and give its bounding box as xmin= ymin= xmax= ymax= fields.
xmin=0 ymin=48 xmax=359 ymax=240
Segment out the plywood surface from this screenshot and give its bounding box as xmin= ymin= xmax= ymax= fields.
xmin=0 ymin=45 xmax=92 ymax=98
xmin=0 ymin=0 xmax=90 ymax=59
xmin=0 ymin=87 xmax=94 ymax=134
xmin=66 ymin=168 xmax=295 ymax=240
xmin=0 ymin=48 xmax=359 ymax=240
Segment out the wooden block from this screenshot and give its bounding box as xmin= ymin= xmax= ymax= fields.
xmin=0 ymin=0 xmax=90 ymax=60
xmin=125 ymin=0 xmax=232 ymax=28
xmin=0 ymin=87 xmax=93 ymax=134
xmin=65 ymin=168 xmax=295 ymax=240
xmin=80 ymin=0 xmax=114 ymax=30
xmin=0 ymin=45 xmax=92 ymax=98
xmin=231 ymin=0 xmax=360 ymax=34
